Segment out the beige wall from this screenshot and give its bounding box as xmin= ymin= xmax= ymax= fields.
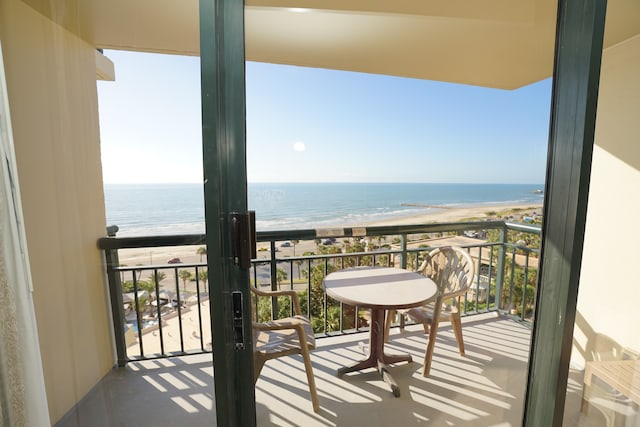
xmin=574 ymin=34 xmax=640 ymax=367
xmin=0 ymin=0 xmax=113 ymax=422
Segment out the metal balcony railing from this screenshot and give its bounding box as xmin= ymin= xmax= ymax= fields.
xmin=98 ymin=221 xmax=540 ymax=366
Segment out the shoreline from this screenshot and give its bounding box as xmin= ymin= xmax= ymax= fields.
xmin=362 ymin=202 xmax=542 ymax=227
xmin=117 ymin=202 xmax=542 ymax=267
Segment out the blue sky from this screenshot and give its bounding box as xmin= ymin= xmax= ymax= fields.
xmin=98 ymin=50 xmax=551 ymax=185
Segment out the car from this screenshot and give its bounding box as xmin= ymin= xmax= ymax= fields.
xmin=280 ymin=241 xmax=291 ymax=247
xmin=167 ymin=258 xmax=182 ymax=264
xmin=322 ymin=239 xmax=333 ymax=245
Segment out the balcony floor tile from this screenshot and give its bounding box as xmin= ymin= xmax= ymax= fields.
xmin=55 ymin=312 xmax=602 ymax=426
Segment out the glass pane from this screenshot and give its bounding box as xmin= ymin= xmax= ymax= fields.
xmin=563 ymin=3 xmax=640 ymax=425
xmin=246 ymin=5 xmax=557 ymax=424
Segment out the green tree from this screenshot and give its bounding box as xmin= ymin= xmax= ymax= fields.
xmin=276 ymin=267 xmax=288 ymax=289
xmin=255 ymin=294 xmax=301 ymax=322
xmin=178 ymin=269 xmax=193 ymax=291
xmin=122 ymin=279 xmax=155 ymax=295
xmin=121 ymin=280 xmax=135 ymax=293
xmin=293 ymin=259 xmax=303 ymax=280
xmin=137 ymin=280 xmax=156 ymax=296
xmin=196 ymin=246 xmax=207 ymax=262
xmin=198 ymin=269 xmax=208 ymax=292
xmin=303 ymin=263 xmax=338 ymax=333
xmin=291 ymin=239 xmax=300 ymax=256
xmin=319 ymin=245 xmax=341 ymax=255
xmin=406 ymin=253 xmax=418 ymax=271
xmin=147 ymin=271 xmax=166 ymax=288
xmin=136 ymin=295 xmax=149 ymax=310
xmin=375 ymin=254 xmax=389 ymax=267
xmin=502 ymin=259 xmax=538 ymax=316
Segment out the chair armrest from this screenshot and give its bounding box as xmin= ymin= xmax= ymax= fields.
xmin=250 ymin=287 xmax=302 ymax=315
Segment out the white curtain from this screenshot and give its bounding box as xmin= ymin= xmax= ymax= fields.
xmin=0 ymin=42 xmax=50 ymax=426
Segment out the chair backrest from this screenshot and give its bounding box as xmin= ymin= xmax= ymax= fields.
xmin=418 ymin=246 xmax=475 ymax=299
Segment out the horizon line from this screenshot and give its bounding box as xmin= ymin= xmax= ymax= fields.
xmin=103 ymin=181 xmax=545 ymax=186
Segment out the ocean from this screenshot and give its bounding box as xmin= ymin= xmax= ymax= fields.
xmin=103 ymin=183 xmax=544 ymax=237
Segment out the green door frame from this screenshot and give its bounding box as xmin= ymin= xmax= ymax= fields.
xmin=524 ymin=0 xmax=607 ymax=425
xmin=197 ymin=0 xmax=608 ymax=425
xmin=200 ymin=0 xmax=256 ymax=425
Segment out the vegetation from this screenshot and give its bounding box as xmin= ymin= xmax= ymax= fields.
xmin=178 ymin=269 xmax=193 ymax=291
xmin=198 ymin=269 xmax=208 ymax=292
xmin=276 ymin=267 xmax=288 ymax=289
xmin=196 ymin=246 xmax=207 ymax=262
xmin=121 ymin=279 xmax=155 ymax=294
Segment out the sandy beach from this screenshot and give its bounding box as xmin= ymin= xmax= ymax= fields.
xmin=117 ymin=202 xmax=542 ymax=267
xmin=362 ymin=202 xmax=541 ymax=226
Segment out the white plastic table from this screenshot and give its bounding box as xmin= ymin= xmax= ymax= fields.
xmin=323 ymin=266 xmax=437 ymax=397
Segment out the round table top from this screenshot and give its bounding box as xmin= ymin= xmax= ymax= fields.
xmin=323 ymin=266 xmax=438 ymax=310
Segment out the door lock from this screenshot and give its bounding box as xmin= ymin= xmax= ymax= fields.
xmin=232 ymin=291 xmax=244 ymax=350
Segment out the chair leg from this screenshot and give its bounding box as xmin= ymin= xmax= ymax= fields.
xmin=384 ymin=310 xmax=396 ymax=342
xmin=422 ymin=316 xmax=441 ymax=377
xmin=253 ymin=356 xmax=266 ymax=384
xmin=299 ymin=344 xmax=320 ymax=413
xmin=450 ymin=312 xmax=465 ymax=356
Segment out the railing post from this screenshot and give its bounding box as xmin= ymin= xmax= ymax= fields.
xmin=508 ymin=248 xmax=517 ymax=313
xmin=269 ymin=240 xmax=278 ymax=319
xmin=521 ymin=252 xmax=530 ymax=320
xmin=105 ymin=247 xmax=127 ymax=367
xmin=400 ymin=234 xmax=408 ymax=269
xmin=494 ymin=225 xmax=507 ymax=311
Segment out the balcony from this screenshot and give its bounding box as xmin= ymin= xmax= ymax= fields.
xmin=47 ymin=220 xmax=616 ymax=425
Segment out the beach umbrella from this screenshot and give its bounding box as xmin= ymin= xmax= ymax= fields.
xmin=186 ymin=294 xmax=200 ymax=304
xmin=159 ymin=290 xmax=175 ymax=301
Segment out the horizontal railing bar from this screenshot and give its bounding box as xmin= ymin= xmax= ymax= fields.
xmin=504 ymin=221 xmax=543 ymax=234
xmin=99 ymin=234 xmax=206 ymax=250
xmin=100 ymin=220 xmax=524 ymax=251
xmin=115 ymin=262 xmax=207 ymax=271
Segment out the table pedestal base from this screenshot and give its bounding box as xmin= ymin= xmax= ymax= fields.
xmin=336 ymin=308 xmax=412 ymax=397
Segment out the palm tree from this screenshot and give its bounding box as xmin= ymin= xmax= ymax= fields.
xmin=196 ymin=246 xmax=207 ymax=262
xmin=291 ymin=239 xmax=300 ymax=256
xmin=293 ymin=259 xmax=303 ymax=279
xmin=178 ymin=269 xmax=192 ymax=291
xmin=144 ymin=272 xmax=165 ymax=301
xmin=147 ymin=271 xmax=166 ymax=288
xmin=276 ymin=268 xmax=288 ymax=290
xmin=198 ymin=269 xmax=208 ymax=292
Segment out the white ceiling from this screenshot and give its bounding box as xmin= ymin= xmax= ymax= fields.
xmin=22 ymin=0 xmax=640 ymax=89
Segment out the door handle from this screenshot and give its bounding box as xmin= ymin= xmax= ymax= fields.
xmin=230 ymin=211 xmax=256 ymax=269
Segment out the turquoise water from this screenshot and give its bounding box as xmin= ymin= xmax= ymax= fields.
xmin=104 ymin=182 xmax=544 ymax=236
